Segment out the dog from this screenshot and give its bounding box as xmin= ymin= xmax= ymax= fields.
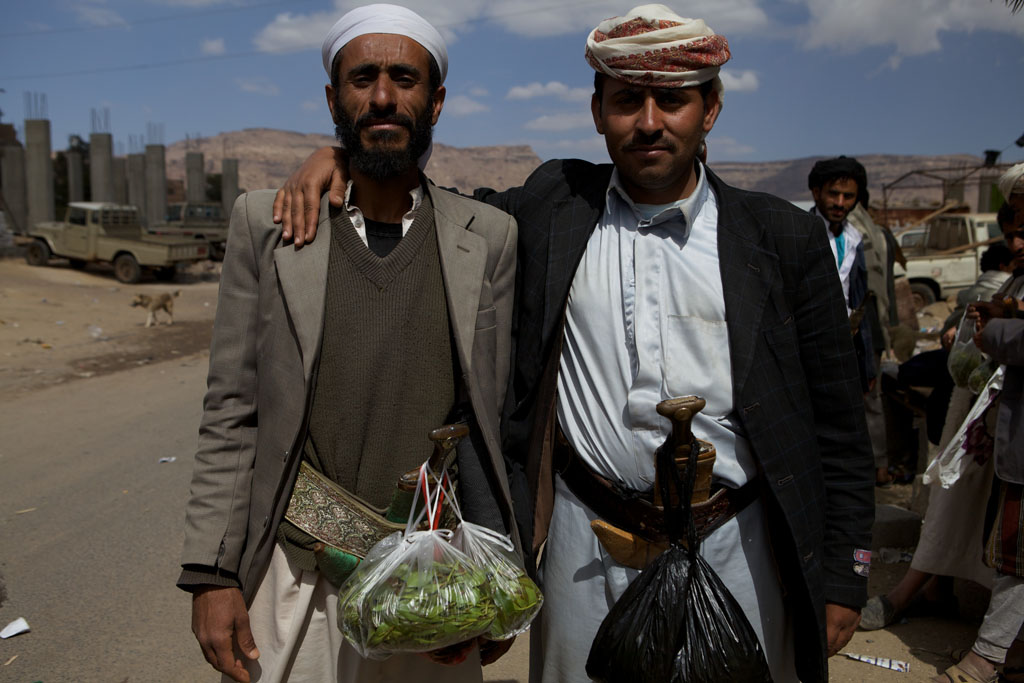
xmin=131 ymin=290 xmax=180 ymax=327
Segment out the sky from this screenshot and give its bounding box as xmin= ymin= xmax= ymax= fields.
xmin=1 ymin=0 xmax=1023 ymax=167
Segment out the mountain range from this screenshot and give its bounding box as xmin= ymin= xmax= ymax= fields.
xmin=165 ymin=129 xmax=992 ymax=207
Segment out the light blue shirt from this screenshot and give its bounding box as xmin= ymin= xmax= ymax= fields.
xmin=555 ymin=162 xmax=756 ymax=491
xmin=811 ymin=206 xmax=861 ymax=315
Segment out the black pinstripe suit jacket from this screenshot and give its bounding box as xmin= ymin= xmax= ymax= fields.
xmin=476 ymin=159 xmax=873 ymax=682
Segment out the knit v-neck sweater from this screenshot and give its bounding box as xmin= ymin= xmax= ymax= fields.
xmin=278 ymin=188 xmax=456 ymax=569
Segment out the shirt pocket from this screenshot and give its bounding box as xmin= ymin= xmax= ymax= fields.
xmin=663 ymin=314 xmax=732 ymax=418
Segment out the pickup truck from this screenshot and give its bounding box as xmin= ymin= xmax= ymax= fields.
xmin=895 ymin=212 xmax=1002 ymax=310
xmin=148 ymin=201 xmax=228 ymax=260
xmin=22 ymin=202 xmax=208 ymax=283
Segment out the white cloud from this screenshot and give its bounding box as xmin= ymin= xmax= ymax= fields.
xmin=254 ymin=11 xmax=335 ymax=53
xmin=301 ymin=100 xmax=321 ymax=112
xmin=251 ymin=0 xmax=769 ymax=56
xmin=507 ymin=81 xmax=590 ymax=102
xmin=253 ymin=1 xmax=487 ymax=53
xmin=74 ymin=4 xmax=129 ymax=29
xmin=200 ymin=38 xmax=226 ymax=56
xmin=706 ymin=135 xmax=755 ymax=160
xmin=523 ymin=111 xmax=594 ymax=132
xmin=469 ymin=87 xmax=489 ymax=97
xmin=796 ymin=0 xmax=1024 ymax=60
xmin=485 ymin=0 xmax=768 ymax=38
xmin=236 ymin=78 xmax=280 ymax=96
xmin=445 ymin=95 xmax=489 ymax=116
xmin=719 ymin=69 xmax=758 ymax=92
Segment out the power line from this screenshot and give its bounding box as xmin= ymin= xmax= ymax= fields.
xmin=1 ymin=0 xmax=601 ymax=81
xmin=0 ymin=0 xmax=317 ymax=39
xmin=3 ymin=51 xmax=264 ymax=81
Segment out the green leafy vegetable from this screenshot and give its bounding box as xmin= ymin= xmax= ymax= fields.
xmin=948 ymin=347 xmax=983 ymax=387
xmin=339 ymin=555 xmax=496 ymax=654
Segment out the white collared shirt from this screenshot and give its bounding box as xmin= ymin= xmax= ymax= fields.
xmin=555 ymin=162 xmax=756 ymax=491
xmin=342 ymin=181 xmax=424 ymax=247
xmin=811 ymin=206 xmax=862 ymax=315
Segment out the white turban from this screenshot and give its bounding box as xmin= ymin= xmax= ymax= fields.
xmin=999 ymin=162 xmax=1024 ymax=200
xmin=321 ymin=4 xmax=448 ymax=84
xmin=585 ymin=4 xmax=731 ymax=99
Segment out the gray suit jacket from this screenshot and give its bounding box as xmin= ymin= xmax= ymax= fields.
xmin=181 ymin=186 xmax=519 ymax=602
xmin=982 ymin=317 xmax=1024 ymax=483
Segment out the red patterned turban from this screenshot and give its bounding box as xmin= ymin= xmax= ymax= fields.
xmin=585 ymin=4 xmax=731 ymax=100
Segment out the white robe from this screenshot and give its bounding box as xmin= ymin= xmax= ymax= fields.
xmin=533 ymin=165 xmax=797 ymax=683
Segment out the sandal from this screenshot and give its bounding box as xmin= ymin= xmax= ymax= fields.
xmin=860 ymin=594 xmax=898 ymax=631
xmin=931 ymin=663 xmax=998 ymax=683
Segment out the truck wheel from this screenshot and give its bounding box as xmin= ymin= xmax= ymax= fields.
xmin=154 ymin=266 xmax=177 ymax=282
xmin=910 ymin=282 xmax=936 ymax=312
xmin=25 ymin=240 xmax=51 ymax=266
xmin=113 ymin=254 xmax=142 ymax=284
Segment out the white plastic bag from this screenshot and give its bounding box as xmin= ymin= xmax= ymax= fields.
xmin=924 ymin=364 xmax=1004 ymax=489
xmin=450 ymin=519 xmax=543 ymax=640
xmin=947 ymin=312 xmax=986 ymax=388
xmin=337 ymin=463 xmax=496 ymax=659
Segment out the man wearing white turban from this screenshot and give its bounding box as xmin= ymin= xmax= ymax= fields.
xmin=998 ymin=162 xmax=1024 ymax=210
xmin=275 ymin=5 xmax=874 ymax=682
xmin=179 ymin=4 xmax=520 ymax=682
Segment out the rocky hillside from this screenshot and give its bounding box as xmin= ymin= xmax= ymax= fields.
xmin=165 ymin=129 xmax=541 ymax=194
xmin=165 ymin=129 xmax=994 ymax=207
xmin=710 ymin=153 xmax=987 ymax=205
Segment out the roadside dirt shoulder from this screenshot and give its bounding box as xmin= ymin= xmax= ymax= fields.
xmin=0 ymin=258 xmax=220 ymax=396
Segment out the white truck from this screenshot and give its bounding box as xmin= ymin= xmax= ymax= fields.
xmin=895 ymin=212 xmax=1003 ymax=310
xmin=148 ymin=201 xmax=228 ymax=261
xmin=22 ymin=202 xmax=208 ymax=283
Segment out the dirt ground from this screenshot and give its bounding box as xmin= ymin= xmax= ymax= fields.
xmin=0 ymin=256 xmax=220 ymax=396
xmin=0 ymin=255 xmax=994 ymax=681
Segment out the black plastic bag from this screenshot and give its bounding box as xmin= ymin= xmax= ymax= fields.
xmin=586 ymin=436 xmax=773 ymax=683
xmin=584 ymin=541 xmax=694 ymax=682
xmin=674 ymin=547 xmax=773 ymax=681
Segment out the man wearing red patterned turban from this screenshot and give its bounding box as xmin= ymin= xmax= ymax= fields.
xmin=275 ymin=5 xmax=874 ymax=682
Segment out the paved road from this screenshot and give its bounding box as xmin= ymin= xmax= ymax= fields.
xmin=0 ymin=356 xmax=212 ymax=682
xmin=0 ymin=355 xmax=530 ymax=683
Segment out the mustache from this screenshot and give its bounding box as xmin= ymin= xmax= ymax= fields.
xmin=356 ymin=112 xmax=414 ymax=132
xmin=623 ymin=131 xmax=676 ymax=152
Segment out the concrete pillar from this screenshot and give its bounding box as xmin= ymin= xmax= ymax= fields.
xmin=1 ymin=144 xmax=29 ymax=233
xmin=222 ymin=158 xmax=239 ymax=218
xmin=977 ymin=173 xmax=1001 ymax=213
xmin=185 ymin=151 xmax=205 ymax=202
xmin=111 ymin=157 xmax=127 ymax=204
xmin=144 ymin=144 xmax=167 ymax=228
xmin=67 ymin=148 xmax=84 ymax=202
xmin=127 ymin=153 xmax=147 ymax=222
xmin=24 ymin=119 xmax=55 ymax=226
xmin=89 ymin=132 xmax=113 ymax=202
xmin=946 ymin=179 xmax=965 ymax=205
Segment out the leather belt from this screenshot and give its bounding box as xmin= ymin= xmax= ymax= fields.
xmin=553 ymin=428 xmax=759 ymax=544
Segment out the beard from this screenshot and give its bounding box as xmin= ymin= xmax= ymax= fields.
xmin=333 ymin=99 xmax=434 ymax=181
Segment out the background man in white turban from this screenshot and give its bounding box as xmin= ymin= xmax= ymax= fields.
xmin=178 ymin=4 xmax=520 ymax=681
xmin=275 ymin=5 xmax=874 ymax=682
